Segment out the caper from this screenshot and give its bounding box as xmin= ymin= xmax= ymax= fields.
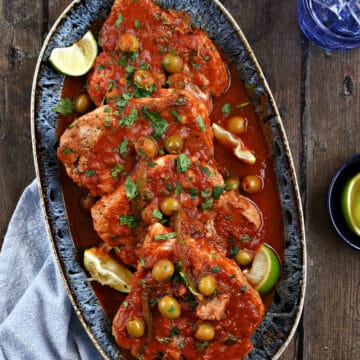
xmin=241 ymin=175 xmax=262 ymax=194
xmin=198 ymin=274 xmax=217 ymax=296
xmin=134 ymin=70 xmax=155 ymax=89
xmin=158 ymin=295 xmax=181 ymax=319
xmin=162 ymin=53 xmax=184 ymax=73
xmin=235 ymin=249 xmax=253 ymax=266
xmin=135 ymin=137 xmax=157 ymax=158
xmin=160 ymin=196 xmax=181 ymax=216
xmin=74 ymin=93 xmax=91 ymax=114
xmin=164 ymin=135 xmax=183 ymax=154
xmin=225 ymin=177 xmax=240 ymax=191
xmin=152 ymin=259 xmax=175 ymax=282
xmin=118 ymin=32 xmax=140 ymax=53
xmin=194 ymin=324 xmax=215 ymax=342
xmin=226 ymin=116 xmax=247 ymax=135
xmin=126 ymin=318 xmax=145 ymax=338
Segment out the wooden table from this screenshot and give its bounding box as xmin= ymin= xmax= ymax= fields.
xmin=1 ymin=0 xmax=359 ymax=358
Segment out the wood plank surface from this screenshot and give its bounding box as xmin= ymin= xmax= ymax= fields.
xmin=1 ymin=0 xmax=360 ymax=359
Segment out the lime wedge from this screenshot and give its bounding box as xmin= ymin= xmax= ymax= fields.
xmin=83 ymin=247 xmax=133 ymax=293
xmin=244 ymin=244 xmax=281 ymax=295
xmin=49 ymin=30 xmax=98 ymax=76
xmin=341 ymin=172 xmax=360 ymax=236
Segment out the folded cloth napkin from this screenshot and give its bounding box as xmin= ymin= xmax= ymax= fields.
xmin=0 ymin=180 xmax=103 ymax=360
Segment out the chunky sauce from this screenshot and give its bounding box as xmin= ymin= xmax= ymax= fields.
xmin=56 ymin=0 xmax=284 ymax=357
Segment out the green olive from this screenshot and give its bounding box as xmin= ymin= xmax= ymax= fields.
xmin=160 ymin=196 xmax=181 ymax=216
xmin=225 ymin=177 xmax=240 ymax=191
xmin=158 ymin=295 xmax=181 ymax=319
xmin=152 ymin=259 xmax=175 ymax=282
xmin=135 ymin=137 xmax=157 ymax=158
xmin=194 ymin=324 xmax=215 ymax=342
xmin=126 ymin=318 xmax=145 ymax=338
xmin=198 ymin=274 xmax=217 ymax=296
xmin=74 ymin=93 xmax=91 ymax=114
xmin=118 ymin=32 xmax=140 ymax=52
xmin=235 ymin=249 xmax=253 ymax=266
xmin=226 ymin=116 xmax=247 ymax=135
xmin=164 ymin=135 xmax=183 ymax=154
xmin=162 ymin=53 xmax=184 ymax=73
xmin=134 ymin=70 xmax=155 ymax=89
xmin=241 ymin=175 xmax=262 ymax=194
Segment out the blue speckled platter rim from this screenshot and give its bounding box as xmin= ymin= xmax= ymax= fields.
xmin=31 ymin=1 xmax=306 ymax=359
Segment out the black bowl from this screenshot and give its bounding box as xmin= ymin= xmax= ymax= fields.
xmin=328 ymin=153 xmax=360 ymax=250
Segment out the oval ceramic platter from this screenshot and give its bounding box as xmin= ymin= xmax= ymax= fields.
xmin=31 ymin=0 xmax=306 ymax=359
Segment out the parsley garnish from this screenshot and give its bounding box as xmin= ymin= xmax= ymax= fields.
xmin=125 ymin=176 xmax=138 ymax=200
xmin=210 ymin=265 xmax=221 ymax=273
xmin=141 ymin=107 xmax=168 ymax=138
xmin=201 ymin=198 xmax=213 ymax=210
xmin=154 ymin=232 xmax=178 ymax=241
xmin=176 ymin=154 xmax=190 ymax=173
xmin=212 ymin=185 xmax=225 ymax=199
xmin=61 ymin=148 xmax=72 ymax=154
xmin=119 ymin=214 xmax=138 ymax=229
xmin=110 ymin=164 xmax=124 ymax=178
xmin=85 ymin=169 xmax=96 ymax=177
xmin=196 ymin=114 xmax=206 ymax=132
xmin=170 ymin=109 xmax=182 ymax=122
xmin=118 ymin=138 xmax=128 ymax=155
xmin=152 ymin=209 xmax=163 ymax=220
xmin=119 ymin=108 xmax=138 ymax=127
xmin=115 ymin=14 xmax=123 ymax=26
xmin=221 ymin=103 xmax=232 ymax=114
xmin=52 ymin=97 xmax=73 ymax=115
xmin=200 ymin=166 xmax=214 ymax=177
xmin=189 ymin=187 xmax=199 ymax=199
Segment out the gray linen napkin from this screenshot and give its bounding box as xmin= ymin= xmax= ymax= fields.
xmin=0 ymin=180 xmax=103 ymax=360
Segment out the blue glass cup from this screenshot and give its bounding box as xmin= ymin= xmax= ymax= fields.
xmin=297 ymin=0 xmax=360 ymax=51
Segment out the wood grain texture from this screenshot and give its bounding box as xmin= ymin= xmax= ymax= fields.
xmin=1 ymin=0 xmax=360 ymax=359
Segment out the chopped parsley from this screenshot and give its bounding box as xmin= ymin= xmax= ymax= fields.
xmin=176 ymin=154 xmax=190 ymax=173
xmin=241 ymin=234 xmax=250 ymax=243
xmin=230 ymin=246 xmax=239 ymax=257
xmin=125 ymin=176 xmax=138 ymax=200
xmin=119 ymin=108 xmax=138 ymax=127
xmin=134 ymin=19 xmax=141 ymax=29
xmin=221 ymin=102 xmax=232 ymax=114
xmin=170 ymin=109 xmax=182 ymax=122
xmin=170 ymin=327 xmax=180 ymax=336
xmin=117 ymin=138 xmax=128 ymax=155
xmin=52 ymin=97 xmax=73 ymax=115
xmin=210 ymin=265 xmax=221 ymax=273
xmin=115 ymin=14 xmax=123 ymax=26
xmin=119 ymin=214 xmax=138 ymax=229
xmin=174 ymin=182 xmax=183 ymax=196
xmin=141 ymin=107 xmax=168 ymax=138
xmin=196 ymin=114 xmax=206 ymax=132
xmin=200 ymin=166 xmax=214 ymax=177
xmin=201 ymin=198 xmax=213 ymax=210
xmin=85 ymin=169 xmax=96 ymax=177
xmin=201 ymin=189 xmax=211 ymax=198
xmin=110 ymin=164 xmax=124 ymax=178
xmin=152 ymin=209 xmax=163 ymax=220
xmin=61 ymin=147 xmax=72 ymax=154
xmin=188 ymin=187 xmax=199 ymax=199
xmin=154 ymin=232 xmax=178 ymax=241
xmin=212 ymin=185 xmax=225 ymax=199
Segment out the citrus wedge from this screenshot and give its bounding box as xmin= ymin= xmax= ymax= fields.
xmin=341 ymin=172 xmax=360 ymax=236
xmin=83 ymin=247 xmax=133 ymax=293
xmin=49 ymin=30 xmax=98 ymax=76
xmin=244 ymin=244 xmax=281 ymax=295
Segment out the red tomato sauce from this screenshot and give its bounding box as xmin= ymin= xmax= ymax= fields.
xmin=56 ymin=1 xmax=284 ymax=356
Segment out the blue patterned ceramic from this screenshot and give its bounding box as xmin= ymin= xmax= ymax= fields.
xmin=31 ymin=1 xmax=306 ymax=359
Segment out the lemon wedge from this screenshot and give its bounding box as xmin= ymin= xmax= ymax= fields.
xmin=83 ymin=247 xmax=133 ymax=293
xmin=244 ymin=244 xmax=281 ymax=295
xmin=49 ymin=30 xmax=98 ymax=76
xmin=341 ymin=172 xmax=360 ymax=236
